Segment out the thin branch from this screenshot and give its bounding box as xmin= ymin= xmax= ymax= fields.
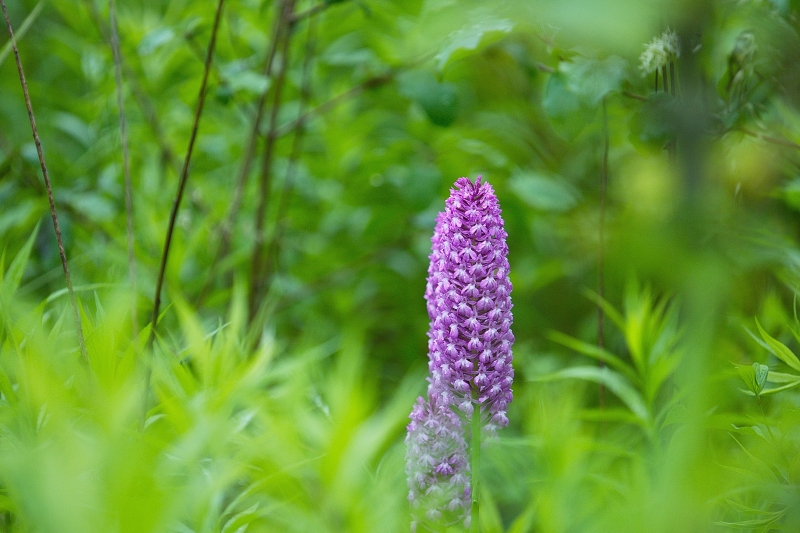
xmin=289 ymin=2 xmax=328 ymax=23
xmin=273 ymin=71 xmax=394 ymax=138
xmin=142 ymin=0 xmax=226 ymax=425
xmin=109 ymin=0 xmax=137 ymax=340
xmin=263 ymin=12 xmax=317 ymax=287
xmin=248 ymin=0 xmax=296 ymax=320
xmin=1 ymin=0 xmax=89 ymax=366
xmin=195 ymin=0 xmax=293 ymax=308
xmin=739 ymin=128 xmax=800 ymax=151
xmin=623 ymin=90 xmax=647 ymax=102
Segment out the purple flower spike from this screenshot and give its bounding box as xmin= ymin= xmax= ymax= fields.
xmin=406 ymin=176 xmax=514 ymax=529
xmin=426 ymin=176 xmax=514 ymax=432
xmin=405 ymin=395 xmax=471 ymax=531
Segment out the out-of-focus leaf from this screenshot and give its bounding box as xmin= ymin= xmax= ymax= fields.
xmin=227 ymin=70 xmax=271 ymax=96
xmin=509 ymin=171 xmax=579 ymax=212
xmin=1 ymin=221 xmax=39 ymax=296
xmin=436 ymin=16 xmax=514 ymax=72
xmin=548 ymin=330 xmax=639 ymax=383
xmin=397 ymin=70 xmax=458 ymax=126
xmin=542 ymin=72 xmax=596 ymax=139
xmin=736 ymin=362 xmax=769 ymax=396
xmin=53 ymin=113 xmax=95 ymax=148
xmin=755 ymin=317 xmax=800 ymax=372
xmin=321 ymin=33 xmax=375 ymax=66
xmin=530 ymin=366 xmax=650 ymax=422
xmin=562 ymin=55 xmax=629 ymax=105
xmin=138 ymin=27 xmax=175 ymax=56
xmin=0 ymin=0 xmax=44 ymax=68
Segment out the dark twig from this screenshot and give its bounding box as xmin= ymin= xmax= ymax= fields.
xmin=623 ymin=90 xmax=647 ymax=102
xmin=289 ymin=2 xmax=328 ymax=23
xmin=248 ymin=0 xmax=296 ymax=320
xmin=109 ymin=0 xmax=137 ymax=340
xmin=739 ymin=128 xmax=800 ymax=151
xmin=264 ymin=13 xmax=317 ymax=286
xmin=2 ymin=0 xmax=89 ymax=367
xmin=142 ymin=0 xmax=226 ymax=426
xmin=195 ymin=0 xmax=293 ymax=308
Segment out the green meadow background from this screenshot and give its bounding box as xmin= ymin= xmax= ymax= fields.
xmin=2 ymin=0 xmax=800 ymax=531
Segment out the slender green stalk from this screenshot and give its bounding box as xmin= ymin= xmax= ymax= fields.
xmin=470 ymin=395 xmax=481 ymax=533
xmin=108 ymin=0 xmax=137 ymax=341
xmin=598 ymin=98 xmax=608 ymax=411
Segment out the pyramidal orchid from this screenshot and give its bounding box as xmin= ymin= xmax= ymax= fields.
xmin=406 ymin=176 xmax=514 ymax=531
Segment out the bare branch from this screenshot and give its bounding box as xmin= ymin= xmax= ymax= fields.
xmin=143 ymin=0 xmax=226 ymax=426
xmin=1 ymin=0 xmax=89 ymax=367
xmin=248 ymin=0 xmax=297 ymax=321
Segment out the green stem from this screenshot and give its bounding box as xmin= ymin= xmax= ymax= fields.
xmin=470 ymin=395 xmax=481 ymax=533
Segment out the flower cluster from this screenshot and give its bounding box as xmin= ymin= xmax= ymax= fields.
xmin=639 ymin=28 xmax=681 ymax=75
xmin=405 ymin=176 xmax=514 ymax=530
xmin=405 ymin=395 xmax=471 ymax=530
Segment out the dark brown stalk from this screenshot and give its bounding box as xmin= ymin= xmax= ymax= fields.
xmin=2 ymin=0 xmax=89 ymax=367
xmin=248 ymin=0 xmax=296 ymax=321
xmin=263 ymin=14 xmax=317 ymax=286
xmin=739 ymin=128 xmax=800 ymax=151
xmin=109 ymin=0 xmax=137 ymax=340
xmin=290 ymin=2 xmax=329 ymax=23
xmin=598 ymin=98 xmax=608 ymax=411
xmin=195 ymin=0 xmax=292 ymax=308
xmin=142 ymin=0 xmax=226 ymax=426
xmin=623 ymin=90 xmax=647 ymax=102
xmin=663 ymin=63 xmax=676 ymax=162
xmin=670 ymin=60 xmax=677 ymax=96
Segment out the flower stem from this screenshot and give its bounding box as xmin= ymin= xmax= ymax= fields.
xmin=470 ymin=396 xmax=481 ymax=532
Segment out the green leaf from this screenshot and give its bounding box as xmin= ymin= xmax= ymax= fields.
xmin=560 ymin=55 xmax=629 ymax=106
xmin=436 ymin=16 xmax=514 ymax=72
xmin=2 ymin=221 xmax=39 ymax=296
xmin=508 ymin=171 xmax=579 ymax=212
xmin=542 ymin=73 xmax=597 ymax=139
xmin=137 ymin=27 xmax=175 ymax=56
xmin=397 ymin=71 xmax=458 ymax=127
xmin=736 ymin=362 xmax=769 ymax=396
xmin=755 ymin=317 xmax=800 ymax=372
xmin=547 ymin=330 xmax=639 ymax=384
xmin=530 ymin=366 xmax=650 ymax=423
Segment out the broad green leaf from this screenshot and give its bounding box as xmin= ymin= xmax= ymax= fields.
xmin=530 ymin=366 xmax=649 ymax=422
xmin=397 ymin=71 xmax=458 ymax=127
xmin=509 ymin=171 xmax=579 ymax=212
xmin=560 ymin=55 xmax=629 ymax=106
xmin=755 ymin=317 xmax=800 ymax=372
xmin=736 ymin=362 xmax=769 ymax=396
xmin=436 ymin=16 xmax=514 ymax=72
xmin=542 ymin=73 xmax=597 ymax=139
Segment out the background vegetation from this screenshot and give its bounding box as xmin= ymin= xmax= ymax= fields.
xmin=2 ymin=0 xmax=800 ymax=531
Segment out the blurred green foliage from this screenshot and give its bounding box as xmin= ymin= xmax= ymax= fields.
xmin=3 ymin=0 xmax=800 ymax=531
